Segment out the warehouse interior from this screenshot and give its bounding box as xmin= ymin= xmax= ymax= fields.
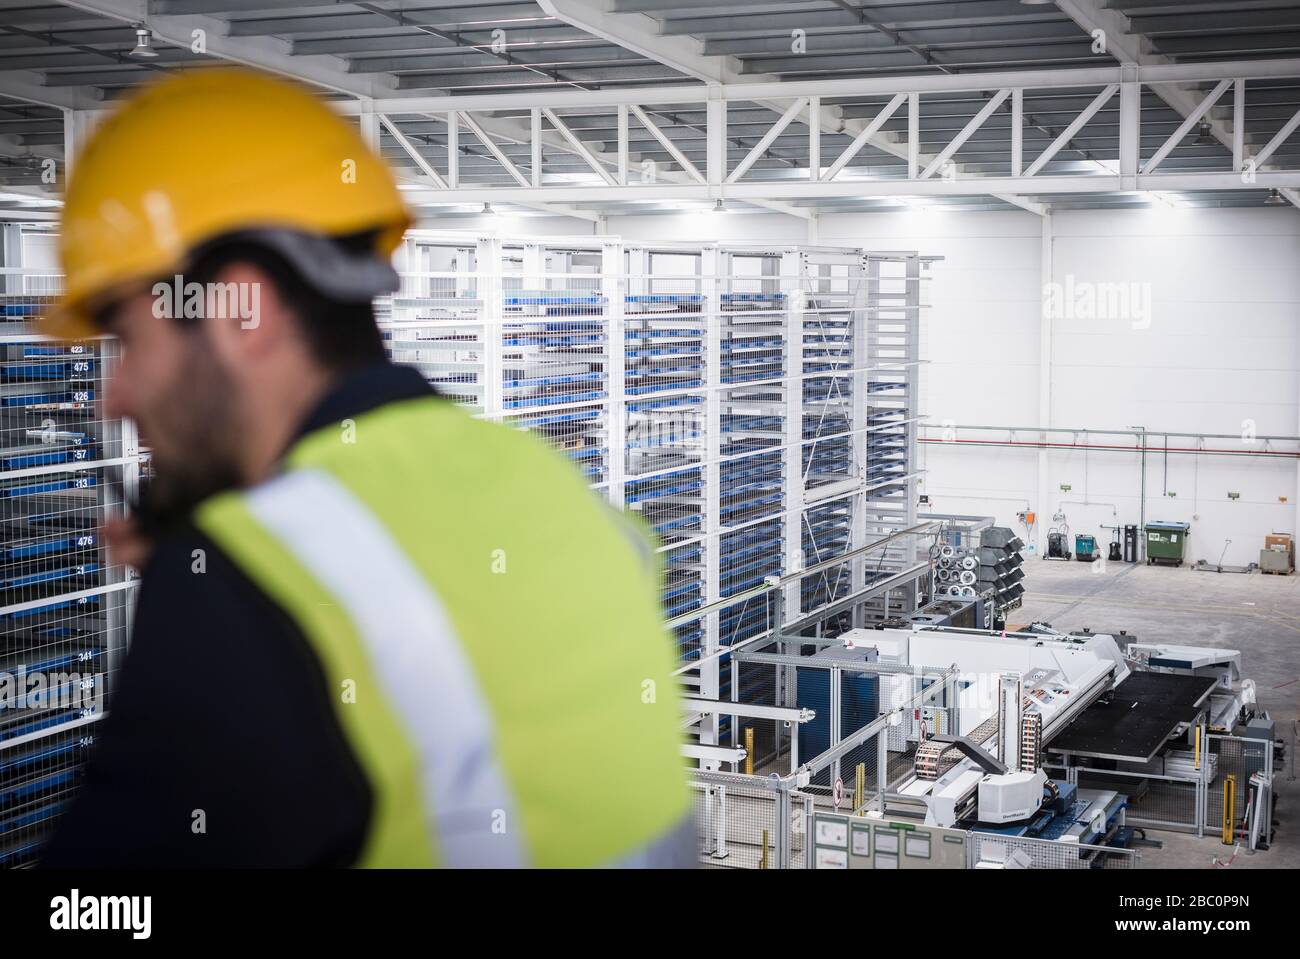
xmin=0 ymin=0 xmax=1297 ymax=873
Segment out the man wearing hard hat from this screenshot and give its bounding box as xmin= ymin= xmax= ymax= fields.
xmin=38 ymin=68 xmax=692 ymax=868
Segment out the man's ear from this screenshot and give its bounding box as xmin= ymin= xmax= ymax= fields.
xmin=202 ymin=260 xmax=290 ymax=367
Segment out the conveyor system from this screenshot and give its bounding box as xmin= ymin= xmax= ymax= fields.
xmin=841 ymin=623 xmax=1128 ymax=827
xmin=841 ymin=622 xmax=1252 ymax=836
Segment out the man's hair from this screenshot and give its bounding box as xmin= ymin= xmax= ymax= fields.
xmin=181 ymin=231 xmax=388 ymax=370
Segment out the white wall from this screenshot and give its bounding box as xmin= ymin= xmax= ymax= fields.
xmin=408 ymin=205 xmax=1300 ymax=566
xmin=29 ymin=201 xmax=1296 ymax=564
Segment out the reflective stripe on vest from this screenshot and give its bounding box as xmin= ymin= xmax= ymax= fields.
xmin=198 ymin=394 xmax=692 ymax=867
xmin=197 ymin=470 xmax=526 ymax=867
xmin=244 ymin=468 xmax=527 ymax=868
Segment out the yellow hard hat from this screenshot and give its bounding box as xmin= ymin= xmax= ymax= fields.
xmin=45 ymin=67 xmax=411 ymax=339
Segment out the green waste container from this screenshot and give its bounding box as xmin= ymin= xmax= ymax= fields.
xmin=1145 ymin=521 xmax=1190 ymax=567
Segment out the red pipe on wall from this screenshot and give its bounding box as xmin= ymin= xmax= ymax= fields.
xmin=918 ymin=437 xmax=1300 ymax=458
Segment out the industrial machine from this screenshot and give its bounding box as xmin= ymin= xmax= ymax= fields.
xmin=1074 ymin=534 xmax=1098 ymax=562
xmin=1046 ymin=532 xmax=1071 ymax=561
xmin=1045 ymin=512 xmax=1070 ymax=560
xmin=1107 ymin=529 xmax=1122 ymax=562
xmin=1124 ymin=524 xmax=1139 ymax=563
xmin=841 ymin=622 xmax=1250 ymax=851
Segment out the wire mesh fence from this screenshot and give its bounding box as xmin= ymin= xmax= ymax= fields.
xmin=690 ymin=774 xmax=784 ymax=869
xmin=967 ymin=831 xmax=1138 ymax=869
xmin=1205 ymin=733 xmax=1274 ymax=843
xmin=0 ymin=275 xmax=140 ymax=868
xmin=1075 ymin=766 xmax=1201 ymax=833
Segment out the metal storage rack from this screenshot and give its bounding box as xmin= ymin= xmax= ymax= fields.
xmin=0 ymin=255 xmax=139 ymax=868
xmin=383 ymin=231 xmax=936 ymax=763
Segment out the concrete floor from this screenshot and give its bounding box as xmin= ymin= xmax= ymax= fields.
xmin=1017 ymin=558 xmax=1300 ymax=869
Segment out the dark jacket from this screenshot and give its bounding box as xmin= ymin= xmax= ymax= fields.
xmin=39 ymin=363 xmax=433 ymax=867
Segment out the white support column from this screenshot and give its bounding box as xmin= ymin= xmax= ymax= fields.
xmin=62 ymin=109 xmax=97 ymax=177
xmin=617 ymin=104 xmax=629 ymax=186
xmin=808 ymin=96 xmax=821 ymax=182
xmin=446 ymin=112 xmax=459 ymax=189
xmin=603 ymin=239 xmax=626 ymax=509
xmin=849 ymin=253 xmax=869 ymax=626
xmin=1233 ymin=80 xmax=1246 ymax=173
xmin=780 ymin=249 xmax=805 ymax=624
xmin=359 ymin=107 xmax=380 ymax=151
xmin=477 ymin=235 xmax=505 ymax=423
xmin=1011 ymin=88 xmax=1024 ymax=177
xmin=907 ymin=93 xmax=919 ymax=180
xmin=530 ymin=108 xmax=542 ymax=188
xmin=700 ymin=245 xmax=722 ymax=746
xmin=0 ymin=223 xmax=22 ymax=295
xmin=1036 ymin=215 xmax=1054 ymax=558
xmin=706 ymin=92 xmax=726 ymax=193
xmin=1118 ymin=70 xmax=1140 ymax=189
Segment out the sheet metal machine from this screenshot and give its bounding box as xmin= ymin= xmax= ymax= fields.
xmin=841 ymin=623 xmax=1238 ymax=846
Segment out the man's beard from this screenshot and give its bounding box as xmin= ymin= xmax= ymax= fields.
xmin=134 ymin=342 xmax=245 ymax=539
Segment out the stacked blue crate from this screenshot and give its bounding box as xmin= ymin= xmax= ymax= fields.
xmin=0 ymin=317 xmax=111 ymax=868
xmin=499 ymin=291 xmax=610 ymax=485
xmin=717 ymin=291 xmax=785 ymax=648
xmin=624 ymin=293 xmax=707 ymax=659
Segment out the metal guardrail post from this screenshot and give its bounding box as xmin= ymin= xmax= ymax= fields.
xmin=775 ymin=787 xmax=792 ymax=869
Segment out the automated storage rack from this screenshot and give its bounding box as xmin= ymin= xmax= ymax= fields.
xmin=0 ymin=248 xmax=140 ymax=868
xmin=379 ymin=231 xmax=935 ymax=765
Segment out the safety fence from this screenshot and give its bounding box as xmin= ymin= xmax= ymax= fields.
xmin=690 ymin=770 xmax=1140 ymax=870
xmin=689 ymin=729 xmax=1278 ymax=867
xmin=967 ymin=831 xmax=1138 ymax=869
xmin=1052 ymin=730 xmax=1277 ymax=841
xmin=1204 ymin=733 xmax=1274 ymax=843
xmin=1072 ymin=766 xmax=1200 ymax=834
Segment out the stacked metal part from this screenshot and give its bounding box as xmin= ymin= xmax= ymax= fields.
xmin=932 ymin=543 xmax=983 ymax=599
xmin=0 ymin=278 xmax=136 ymax=868
xmin=976 ymin=526 xmax=1026 ymax=614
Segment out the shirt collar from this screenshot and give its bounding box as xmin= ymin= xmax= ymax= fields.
xmin=292 ymin=361 xmax=435 ymax=445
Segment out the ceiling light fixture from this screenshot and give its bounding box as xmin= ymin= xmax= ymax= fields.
xmin=128 ymin=25 xmax=159 ymax=59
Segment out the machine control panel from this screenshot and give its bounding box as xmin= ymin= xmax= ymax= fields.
xmin=811 ymin=813 xmax=967 ymax=869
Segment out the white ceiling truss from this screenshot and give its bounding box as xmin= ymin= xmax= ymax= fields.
xmin=0 ymin=1 xmax=1296 ymax=218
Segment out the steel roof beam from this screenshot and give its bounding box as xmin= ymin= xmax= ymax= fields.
xmin=334 ymin=58 xmax=1300 ymax=114
xmin=392 ymin=170 xmax=1300 ymax=204
xmin=1054 ymin=0 xmax=1300 ymax=209
xmin=54 ymin=0 xmax=398 ymax=98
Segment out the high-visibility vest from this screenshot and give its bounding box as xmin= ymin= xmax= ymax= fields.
xmin=195 ymin=395 xmax=692 ymax=867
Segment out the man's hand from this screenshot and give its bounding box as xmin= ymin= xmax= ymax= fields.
xmin=105 ymin=514 xmax=153 ymax=571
